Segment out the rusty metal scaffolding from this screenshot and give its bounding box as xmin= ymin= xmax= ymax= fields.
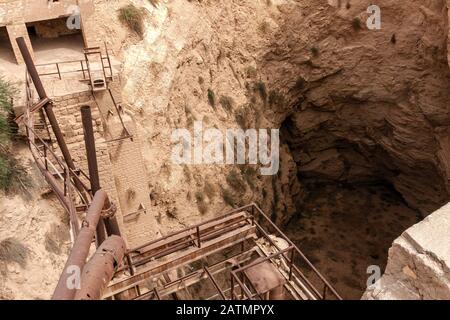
xmin=105 ymin=204 xmax=342 ymax=301
xmin=15 ymin=37 xmax=125 ymax=300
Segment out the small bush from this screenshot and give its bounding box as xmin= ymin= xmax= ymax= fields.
xmin=268 ymin=90 xmax=286 ymax=109
xmin=246 ymin=66 xmax=257 ymax=78
xmin=207 ymin=89 xmax=216 ymax=108
xmin=195 ymin=191 xmax=208 ymax=215
xmin=240 ymin=165 xmax=258 ymax=190
xmin=254 ymin=81 xmax=267 ymax=101
xmin=118 ymin=4 xmax=146 ymax=38
xmin=311 ymin=47 xmax=320 ymax=57
xmin=195 ymin=191 xmax=205 ymax=202
xmin=391 ymin=34 xmax=396 ymax=44
xmin=258 ymin=21 xmax=270 ymax=34
xmin=204 ymin=180 xmax=217 ymax=199
xmin=351 ymin=17 xmax=362 ymax=31
xmin=293 ymin=77 xmax=306 ymax=91
xmin=222 ymin=188 xmax=237 ymax=207
xmin=0 ymin=238 xmax=30 ymax=268
xmin=219 ymin=95 xmax=234 ymax=113
xmin=226 ymin=170 xmax=246 ymax=193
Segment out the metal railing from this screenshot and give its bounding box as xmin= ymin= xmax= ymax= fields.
xmin=117 ymin=203 xmax=342 ymax=300
xmin=23 ymin=70 xmax=93 ymax=238
xmin=34 ymin=42 xmax=114 ymax=81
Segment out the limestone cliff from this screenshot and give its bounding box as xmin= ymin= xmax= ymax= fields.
xmin=363 ymin=202 xmax=450 ymax=300
xmin=89 ymin=0 xmax=450 ymax=227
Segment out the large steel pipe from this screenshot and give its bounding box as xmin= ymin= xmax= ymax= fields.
xmin=52 ymin=190 xmax=108 ymax=300
xmin=81 ymin=106 xmax=121 ymax=241
xmin=74 ymin=235 xmax=126 ymax=300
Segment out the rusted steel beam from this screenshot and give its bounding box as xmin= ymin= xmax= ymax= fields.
xmin=74 ymin=235 xmax=126 ymax=300
xmin=80 ymin=105 xmax=121 ymax=240
xmin=81 ymin=105 xmax=106 ymax=246
xmin=52 ymin=190 xmax=107 ymax=300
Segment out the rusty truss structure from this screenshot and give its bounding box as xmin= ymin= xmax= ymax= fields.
xmin=105 ymin=204 xmax=341 ymax=300
xmin=13 ymin=36 xmax=341 ymax=301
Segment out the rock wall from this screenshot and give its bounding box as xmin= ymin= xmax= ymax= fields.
xmin=259 ymin=0 xmax=450 ymax=215
xmin=363 ymin=202 xmax=450 ymax=300
xmin=82 ymin=0 xmax=450 ymax=230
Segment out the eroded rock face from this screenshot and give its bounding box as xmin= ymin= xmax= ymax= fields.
xmin=363 ymin=202 xmax=450 ymax=300
xmin=259 ymin=0 xmax=450 ymax=215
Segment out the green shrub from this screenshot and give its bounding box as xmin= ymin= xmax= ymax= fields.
xmin=204 ymin=180 xmax=217 ymax=199
xmin=352 ymin=17 xmax=362 ymax=31
xmin=0 ymin=77 xmax=27 ymax=193
xmin=118 ymin=4 xmax=146 ymax=38
xmin=0 ymin=237 xmax=30 ymax=268
xmin=254 ymin=81 xmax=267 ymax=101
xmin=207 ymin=89 xmax=216 ymax=108
xmin=222 ymin=188 xmax=237 ymax=207
xmin=268 ymin=90 xmax=286 ymax=109
xmin=219 ymin=95 xmax=234 ymax=113
xmin=226 ymin=170 xmax=246 ymax=193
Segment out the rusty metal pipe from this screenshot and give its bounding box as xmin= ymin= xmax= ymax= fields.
xmin=15 ymin=37 xmax=46 ymax=99
xmin=52 ymin=190 xmax=107 ymax=300
xmin=80 ymin=106 xmax=121 ymax=240
xmin=74 ymin=235 xmax=126 ymax=300
xmin=81 ymin=105 xmax=106 ymax=246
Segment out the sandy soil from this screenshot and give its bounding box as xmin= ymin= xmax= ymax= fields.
xmin=0 ymin=143 xmax=70 ymax=300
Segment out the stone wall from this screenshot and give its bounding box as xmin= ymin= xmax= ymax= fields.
xmin=363 ymin=203 xmax=450 ymax=300
xmin=50 ymin=90 xmax=126 ymax=242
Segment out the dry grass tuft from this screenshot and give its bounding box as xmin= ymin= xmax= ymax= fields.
xmin=0 ymin=237 xmax=30 ymax=268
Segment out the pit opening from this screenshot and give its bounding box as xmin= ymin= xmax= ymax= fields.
xmin=278 ymin=114 xmax=428 ymax=299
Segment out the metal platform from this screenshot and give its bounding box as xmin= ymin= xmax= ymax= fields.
xmin=104 ymin=204 xmax=342 ymax=300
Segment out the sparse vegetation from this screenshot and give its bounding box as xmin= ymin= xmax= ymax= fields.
xmin=118 ymin=4 xmax=146 ymax=38
xmin=126 ymin=188 xmax=136 ymax=202
xmin=226 ymin=170 xmax=246 ymax=193
xmin=245 ymin=66 xmax=257 ymax=78
xmin=0 ymin=77 xmax=28 ymax=194
xmin=222 ymin=188 xmax=237 ymax=207
xmin=183 ymin=166 xmax=192 ymax=183
xmin=44 ymin=224 xmax=69 ymax=255
xmin=254 ymin=81 xmax=267 ymax=101
xmin=239 ymin=165 xmax=258 ymax=191
xmin=268 ymin=90 xmax=286 ymax=109
xmin=0 ymin=237 xmax=30 ymax=268
xmin=204 ymin=180 xmax=217 ymax=200
xmin=293 ymin=77 xmax=306 ymax=91
xmin=351 ymin=17 xmax=362 ymax=31
xmin=391 ymin=34 xmax=397 ymax=44
xmin=258 ymin=21 xmax=270 ymax=34
xmin=219 ymin=95 xmax=234 ymax=113
xmin=235 ymin=104 xmax=253 ymax=129
xmin=195 ymin=191 xmax=208 ymax=215
xmin=311 ymin=47 xmax=320 ymax=57
xmin=207 ymin=89 xmax=216 ymax=108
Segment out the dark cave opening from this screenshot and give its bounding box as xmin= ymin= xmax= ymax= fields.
xmin=279 ymin=116 xmax=423 ymax=299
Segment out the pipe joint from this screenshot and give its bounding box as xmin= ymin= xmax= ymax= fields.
xmin=101 ymin=202 xmax=117 ymax=218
